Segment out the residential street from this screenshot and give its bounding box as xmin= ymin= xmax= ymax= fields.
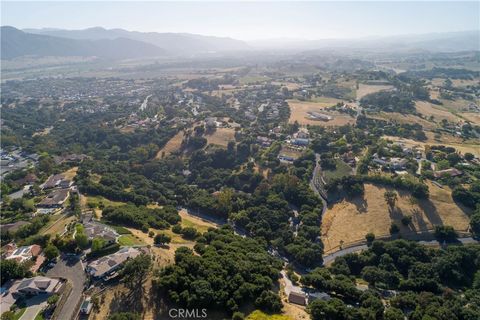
xmin=46 ymin=255 xmax=86 ymax=320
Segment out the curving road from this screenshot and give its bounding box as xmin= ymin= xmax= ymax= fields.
xmin=323 ymin=237 xmax=478 ymax=265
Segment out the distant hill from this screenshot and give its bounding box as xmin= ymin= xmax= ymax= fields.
xmin=22 ymin=27 xmax=250 ymax=55
xmin=248 ymin=30 xmax=480 ymax=53
xmin=1 ymin=26 xmax=166 ymax=60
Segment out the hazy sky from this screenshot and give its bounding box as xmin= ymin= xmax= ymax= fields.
xmin=2 ymin=1 xmax=479 ymax=40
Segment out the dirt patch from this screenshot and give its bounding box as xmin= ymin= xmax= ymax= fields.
xmin=321 ymin=182 xmax=471 ymax=253
xmin=156 ymin=131 xmax=184 ymax=158
xmin=62 ymin=167 xmax=78 ymax=180
xmin=287 ymin=99 xmax=355 ymax=126
xmin=356 ymin=84 xmax=393 ymax=100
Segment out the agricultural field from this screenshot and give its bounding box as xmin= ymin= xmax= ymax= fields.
xmin=356 ymin=84 xmax=393 ymax=100
xmin=321 ymin=182 xmax=471 ymax=253
xmin=287 ymin=99 xmax=355 ymax=126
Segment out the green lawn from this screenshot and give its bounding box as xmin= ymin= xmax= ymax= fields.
xmin=323 ymin=159 xmax=353 ymax=184
xmin=86 ymin=195 xmax=125 ymax=208
xmin=12 ymin=308 xmax=26 ymax=320
xmin=118 ymin=234 xmax=144 ymax=246
xmin=246 ymin=310 xmax=290 ymax=320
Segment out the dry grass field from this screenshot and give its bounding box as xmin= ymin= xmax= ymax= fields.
xmin=321 ymin=182 xmax=471 ymax=253
xmin=367 ymin=112 xmax=436 ymax=130
xmin=205 ymin=127 xmax=236 ymax=147
xmin=415 ymin=101 xmax=462 ymax=123
xmin=383 ymin=135 xmax=480 ymax=157
xmin=287 ymin=99 xmax=355 ymax=126
xmin=62 ymin=166 xmax=78 ymax=180
xmin=356 ymin=84 xmax=393 ymax=100
xmin=155 ymin=131 xmax=184 ymax=158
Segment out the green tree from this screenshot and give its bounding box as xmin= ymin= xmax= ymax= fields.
xmin=384 ymin=307 xmax=404 ymax=320
xmin=91 ymin=238 xmax=107 ymax=252
xmin=44 ymin=244 xmax=60 ymax=260
xmin=119 ymin=254 xmax=152 ymax=292
xmin=384 ymin=190 xmax=397 ymax=208
xmin=254 ymin=290 xmax=282 ymax=313
xmin=154 ymin=233 xmax=171 ymax=246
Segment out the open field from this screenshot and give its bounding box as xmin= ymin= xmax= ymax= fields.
xmin=367 ymin=111 xmax=436 ymax=130
xmin=415 ymin=101 xmax=462 ymax=123
xmin=287 ymin=99 xmax=355 ymax=126
xmin=118 ymin=234 xmax=145 ymax=246
xmin=322 ymin=159 xmax=352 ymax=184
xmin=204 ymin=127 xmax=236 ymax=147
xmin=178 ymin=208 xmax=219 ymax=233
xmin=321 ymin=182 xmax=471 ymax=253
xmin=247 ymin=310 xmax=294 ymax=320
xmin=155 ymin=130 xmax=184 ymax=158
xmin=356 ymin=84 xmax=393 ymax=100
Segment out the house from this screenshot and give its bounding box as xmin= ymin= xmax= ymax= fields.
xmin=41 ymin=174 xmax=66 ymax=189
xmin=83 ymin=218 xmax=119 ymax=244
xmin=205 ymin=117 xmax=217 ymax=128
xmin=288 ymin=291 xmax=307 ymax=306
xmin=390 ymin=157 xmax=408 ymax=170
xmin=278 ymin=155 xmax=295 ymax=163
xmin=434 ymin=168 xmax=463 ymax=178
xmin=1 ymin=276 xmax=64 ymax=314
xmin=14 ymin=276 xmax=62 ymax=296
xmin=291 ymin=138 xmax=310 ymax=146
xmin=36 ymin=188 xmax=70 ymax=209
xmin=257 ymin=136 xmax=273 ymax=147
xmin=5 ymin=244 xmax=42 ymax=263
xmin=86 ymin=247 xmax=142 ymax=280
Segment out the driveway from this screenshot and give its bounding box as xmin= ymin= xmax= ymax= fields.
xmin=19 ymin=295 xmax=48 ymax=320
xmin=46 ymin=255 xmax=86 ymax=320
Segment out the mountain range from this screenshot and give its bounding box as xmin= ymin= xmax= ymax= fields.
xmin=1 ymin=26 xmax=250 ymax=60
xmin=1 ymin=26 xmax=478 ymax=60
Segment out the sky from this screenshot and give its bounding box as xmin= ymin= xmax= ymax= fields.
xmin=1 ymin=1 xmax=479 ymax=40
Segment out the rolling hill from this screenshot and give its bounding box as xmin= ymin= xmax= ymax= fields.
xmin=1 ymin=26 xmax=166 ymax=60
xmin=22 ymin=27 xmax=250 ymax=55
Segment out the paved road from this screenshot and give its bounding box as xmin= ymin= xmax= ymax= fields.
xmin=47 ymin=255 xmax=86 ymax=320
xmin=323 ymin=237 xmax=479 ymax=264
xmin=19 ymin=295 xmax=48 ymax=320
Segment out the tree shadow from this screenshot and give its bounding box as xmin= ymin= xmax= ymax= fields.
xmin=350 ymin=195 xmax=368 ymax=213
xmin=388 ymin=206 xmax=404 ymax=221
xmin=417 ymin=199 xmax=443 ymax=226
xmin=107 ymin=285 xmax=146 ymax=315
xmin=410 ymin=208 xmax=428 ymax=232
